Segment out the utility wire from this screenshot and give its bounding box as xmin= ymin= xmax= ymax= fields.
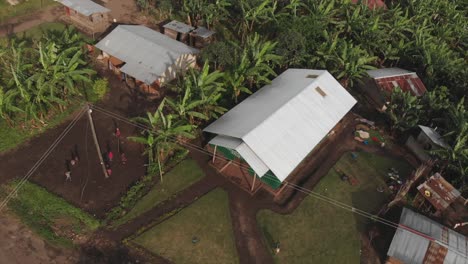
xmin=85 ymin=105 xmax=465 ymax=254
xmin=0 ymin=105 xmax=87 ymax=212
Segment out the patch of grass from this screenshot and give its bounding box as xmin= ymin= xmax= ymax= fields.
xmin=112 ymin=159 xmax=205 ymax=227
xmin=0 ymin=103 xmax=83 ymax=153
xmin=5 ymin=180 xmax=100 ymax=247
xmin=15 ymin=21 xmax=67 ymax=39
xmin=133 ymin=189 xmax=238 ymax=264
xmin=257 ymin=151 xmax=413 ymax=264
xmin=0 ymin=0 xmax=57 ymax=22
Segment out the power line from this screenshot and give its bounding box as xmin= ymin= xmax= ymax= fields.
xmin=90 ymin=105 xmax=401 ymax=228
xmin=0 ymin=105 xmax=88 ymax=212
xmin=91 ymin=104 xmax=468 ymax=256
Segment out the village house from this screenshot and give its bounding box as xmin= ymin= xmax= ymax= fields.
xmin=57 ymin=0 xmax=110 ymax=35
xmin=204 ymin=69 xmax=357 ymax=194
xmin=95 ymin=25 xmax=199 ymax=95
xmin=413 ymin=173 xmax=466 ymax=215
xmin=361 ymin=68 xmax=427 ymax=111
xmin=406 ymin=125 xmax=449 ymax=162
xmin=387 ymin=208 xmax=468 ymax=264
xmin=162 ymin=20 xmax=215 ymax=48
xmin=163 ymin=20 xmax=194 ymax=44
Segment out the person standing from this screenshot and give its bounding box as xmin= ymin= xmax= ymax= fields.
xmin=120 ymin=152 xmax=127 ymax=165
xmin=65 ymin=171 xmax=71 ymax=181
xmin=106 ymin=163 xmax=112 ymax=176
xmin=108 ymin=151 xmax=114 ymax=162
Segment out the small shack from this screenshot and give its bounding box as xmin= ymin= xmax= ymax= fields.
xmin=406 ymin=125 xmax=449 ymax=162
xmin=387 ymin=208 xmax=468 ymax=264
xmin=413 ymin=173 xmax=464 ymax=214
xmin=190 ymin=26 xmax=215 ymax=48
xmin=163 ymin=20 xmax=194 ymax=44
xmin=361 ymin=68 xmax=427 ymax=111
xmin=204 ymin=69 xmax=357 ymax=194
xmin=95 ymin=25 xmax=199 ymax=95
xmin=57 ymin=0 xmax=110 ymax=35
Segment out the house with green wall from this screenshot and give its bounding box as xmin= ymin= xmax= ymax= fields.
xmin=203 ymin=69 xmax=357 ymax=192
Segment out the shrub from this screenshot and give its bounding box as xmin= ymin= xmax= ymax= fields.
xmin=88 ymin=78 xmax=109 ymax=102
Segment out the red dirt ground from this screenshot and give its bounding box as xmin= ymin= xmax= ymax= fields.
xmin=0 ymin=68 xmax=153 ymax=218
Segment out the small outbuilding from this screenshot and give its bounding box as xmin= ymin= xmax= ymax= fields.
xmin=163 ymin=20 xmax=194 ymax=44
xmin=204 ymin=69 xmax=357 ymax=194
xmin=95 ymin=25 xmax=199 ymax=95
xmin=57 ymin=0 xmax=110 ymax=35
xmin=190 ymin=26 xmax=215 ymax=48
xmin=387 ymin=207 xmax=468 ymax=264
xmin=406 ymin=125 xmax=449 ymax=162
xmin=361 ymin=68 xmax=427 ymax=111
xmin=413 ymin=173 xmax=464 ymax=214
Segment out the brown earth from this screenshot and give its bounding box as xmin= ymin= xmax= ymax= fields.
xmin=0 ymin=210 xmax=78 ymax=264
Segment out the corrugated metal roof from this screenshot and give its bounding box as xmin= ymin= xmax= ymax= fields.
xmin=417 ymin=173 xmax=461 ymax=211
xmin=192 ymin=27 xmax=215 ymax=38
xmin=57 ymin=0 xmax=110 ymax=16
xmin=95 ymin=25 xmax=199 ymax=84
xmin=209 ymin=135 xmax=242 ymax=150
xmin=204 ymin=69 xmax=357 ymax=182
xmin=419 ymin=125 xmax=449 ymax=149
xmin=388 ymin=208 xmax=468 ymax=264
xmin=163 ymin=20 xmax=194 ymax=34
xmin=367 ymin=67 xmax=427 ymax=96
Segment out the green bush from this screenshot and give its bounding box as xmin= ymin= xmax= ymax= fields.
xmin=88 ymin=78 xmax=109 ymax=102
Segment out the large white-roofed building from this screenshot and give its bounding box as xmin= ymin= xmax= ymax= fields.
xmin=204 ymin=69 xmax=357 ymax=191
xmin=95 ymin=25 xmax=199 ymax=94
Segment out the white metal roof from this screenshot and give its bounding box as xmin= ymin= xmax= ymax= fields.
xmin=57 ymin=0 xmax=110 ymax=16
xmin=95 ymin=25 xmax=199 ymax=84
xmin=163 ymin=20 xmax=194 ymax=34
xmin=419 ymin=125 xmax=449 ymax=149
xmin=204 ymin=69 xmax=357 ymax=182
xmin=388 ymin=208 xmax=468 ymax=264
xmin=367 ymin=67 xmax=413 ymax=79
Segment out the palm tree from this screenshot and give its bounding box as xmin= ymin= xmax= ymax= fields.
xmin=236 ymin=0 xmax=278 ymax=42
xmin=170 ymin=61 xmax=227 ymax=123
xmin=130 ymin=100 xmax=196 ymax=181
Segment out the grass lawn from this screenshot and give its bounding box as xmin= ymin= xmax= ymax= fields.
xmin=3 ymin=180 xmax=100 ymax=247
xmin=0 ymin=102 xmax=82 ymax=153
xmin=111 ymin=159 xmax=205 ymax=227
xmin=0 ymin=0 xmax=57 ymax=22
xmin=133 ymin=189 xmax=238 ymax=264
xmin=257 ymin=151 xmax=413 ymax=264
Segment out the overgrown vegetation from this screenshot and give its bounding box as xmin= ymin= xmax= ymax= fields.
xmin=134 ymin=0 xmax=467 ymax=190
xmin=4 ymin=180 xmax=100 ymax=247
xmin=0 ymin=25 xmax=107 ymax=153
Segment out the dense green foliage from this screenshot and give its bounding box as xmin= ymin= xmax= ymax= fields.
xmin=4 ymin=181 xmax=99 ymax=246
xmin=0 ymin=26 xmax=96 ymax=126
xmin=139 ymin=0 xmax=466 ymax=189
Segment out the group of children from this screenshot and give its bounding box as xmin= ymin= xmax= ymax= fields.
xmin=64 ymin=127 xmax=128 ymax=182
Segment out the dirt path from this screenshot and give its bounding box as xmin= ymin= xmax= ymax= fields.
xmin=0 ymin=210 xmax=78 ymax=264
xmin=0 ymin=0 xmax=139 ymax=37
xmin=0 ymin=5 xmax=62 ymax=37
